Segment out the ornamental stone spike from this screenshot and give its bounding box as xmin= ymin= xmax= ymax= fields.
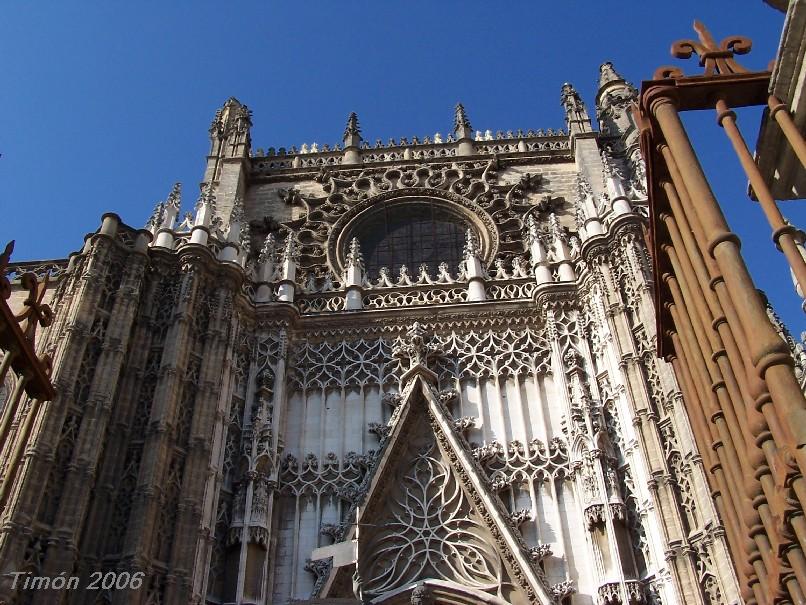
xmin=255 ymin=233 xmax=276 ymax=302
xmin=258 ymin=233 xmax=275 ymax=267
xmin=344 ymin=237 xmax=364 ymax=310
xmin=463 ymin=229 xmax=481 ymax=259
xmin=238 ymin=220 xmax=251 ymax=260
xmin=281 ymin=233 xmax=298 ymax=263
xmin=277 ymin=233 xmax=298 ymax=302
xmin=160 ymin=183 xmax=181 ymax=230
xmin=165 ymin=182 xmax=182 ymax=212
xmin=392 ymin=321 xmax=444 ymax=383
xmin=196 ymin=181 xmax=217 ymax=213
xmin=343 ymin=112 xmax=362 ymax=164
xmin=463 ymin=229 xmax=486 ymax=301
xmin=229 ymin=195 xmax=245 ymax=230
xmin=576 ymin=173 xmax=604 ymax=239
xmin=345 ymin=237 xmax=365 ymax=271
xmin=208 ymin=97 xmax=252 ymax=158
xmin=190 ymin=183 xmax=216 ymax=245
xmin=549 ymin=213 xmax=576 ymax=281
xmin=454 ymin=103 xmax=474 ymax=156
xmin=595 ymin=61 xmax=638 ymax=151
xmin=524 ymin=214 xmax=540 ymax=246
xmin=560 ymin=82 xmax=592 ymax=136
xmin=598 ymin=61 xmax=625 ymax=89
xmin=601 ymin=149 xmax=632 ymax=216
xmin=145 ymin=202 xmax=165 ymax=236
xmin=453 ymin=102 xmax=472 ymax=135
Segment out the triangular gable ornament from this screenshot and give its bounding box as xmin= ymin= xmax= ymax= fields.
xmin=315 ymin=325 xmax=556 ymax=604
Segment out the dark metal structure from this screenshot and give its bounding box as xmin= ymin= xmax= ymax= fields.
xmin=639 ymin=21 xmax=806 ymax=604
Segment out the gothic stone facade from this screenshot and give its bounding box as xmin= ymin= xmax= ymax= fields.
xmin=0 ymin=64 xmax=740 ymax=605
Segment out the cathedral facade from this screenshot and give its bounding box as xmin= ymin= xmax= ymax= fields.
xmin=0 ymin=64 xmax=741 ymax=605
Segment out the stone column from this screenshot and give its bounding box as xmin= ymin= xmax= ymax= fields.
xmin=33 ymin=230 xmax=151 ymax=605
xmin=164 ymin=285 xmax=238 ymax=603
xmin=114 ymin=252 xmax=205 ymax=605
xmin=0 ymin=215 xmax=118 ymax=600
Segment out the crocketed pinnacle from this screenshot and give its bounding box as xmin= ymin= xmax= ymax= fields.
xmin=196 ymin=181 xmax=217 ymax=212
xmin=453 ymin=103 xmax=472 ymax=133
xmin=346 ymin=237 xmax=365 ymax=269
xmin=145 ymin=202 xmax=165 ymax=230
xmin=165 ymin=182 xmax=182 ymax=210
xmin=598 ymin=61 xmax=625 ymax=89
xmin=463 ymin=229 xmax=480 ymax=258
xmin=281 ymin=232 xmax=298 ymax=262
xmin=258 ymin=233 xmax=275 ymax=265
xmin=344 ymin=112 xmax=361 ymax=139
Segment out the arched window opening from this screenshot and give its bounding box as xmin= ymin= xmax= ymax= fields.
xmin=354 ymin=201 xmax=470 ymax=278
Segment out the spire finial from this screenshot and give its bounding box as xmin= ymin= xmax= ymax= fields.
xmin=598 ymin=62 xmax=625 ymax=89
xmin=463 ymin=229 xmax=481 ymax=259
xmin=576 ymin=173 xmax=593 ymax=199
xmin=166 ymin=182 xmax=182 ymax=211
xmin=230 ymin=195 xmax=245 ymax=224
xmin=258 ymin=233 xmax=275 ymax=265
xmin=346 ymin=237 xmax=365 ymax=270
xmin=343 ymin=112 xmax=362 ymax=144
xmin=282 ymin=232 xmax=299 ymax=262
xmin=145 ymin=202 xmax=165 ymax=231
xmin=524 ymin=214 xmax=540 ymax=244
xmin=560 ymin=83 xmax=592 ymax=135
xmin=454 ymin=103 xmax=472 ymax=134
xmin=197 ymin=181 xmax=217 ymax=212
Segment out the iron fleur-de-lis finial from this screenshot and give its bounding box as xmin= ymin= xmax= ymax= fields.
xmin=654 ymin=20 xmax=754 ymax=80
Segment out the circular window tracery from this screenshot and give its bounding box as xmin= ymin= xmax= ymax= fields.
xmin=351 ymin=200 xmax=471 ymax=277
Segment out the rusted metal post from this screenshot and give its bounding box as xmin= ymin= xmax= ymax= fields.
xmin=649 ymin=92 xmax=806 ymax=457
xmin=715 ymin=99 xmax=806 ymax=299
xmin=768 ymin=95 xmax=806 ymax=169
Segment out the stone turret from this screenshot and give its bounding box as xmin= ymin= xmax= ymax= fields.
xmin=561 ymin=83 xmax=593 ymax=137
xmin=595 ymin=62 xmax=639 ymax=154
xmin=208 ymin=97 xmax=252 ymax=160
xmin=343 ymin=112 xmax=362 ymax=165
xmin=203 ymin=97 xmax=252 ymax=222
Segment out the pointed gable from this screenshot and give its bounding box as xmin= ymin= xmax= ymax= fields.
xmin=320 ymin=371 xmax=554 ymax=604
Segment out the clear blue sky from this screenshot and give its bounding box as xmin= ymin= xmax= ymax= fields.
xmin=1 ymin=2 xmax=803 ymax=334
